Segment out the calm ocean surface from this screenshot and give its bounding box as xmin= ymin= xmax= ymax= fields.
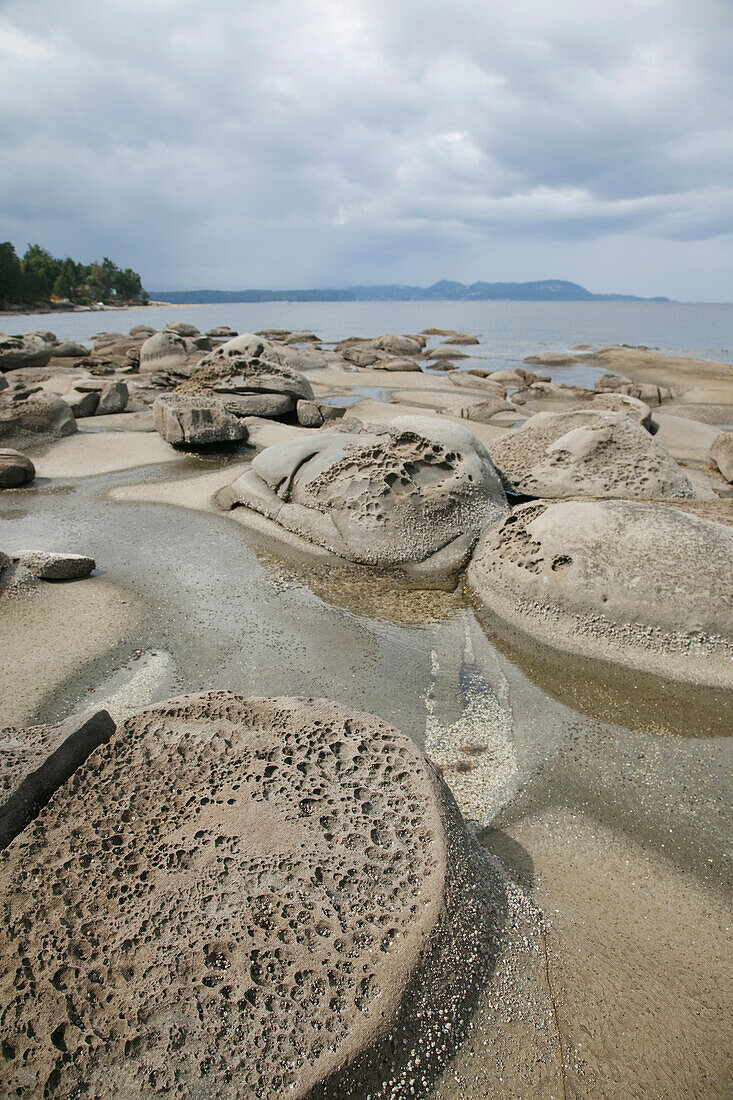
xmin=3 ymin=300 xmax=732 ymax=369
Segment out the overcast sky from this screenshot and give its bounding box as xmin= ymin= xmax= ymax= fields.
xmin=1 ymin=0 xmax=731 ymax=299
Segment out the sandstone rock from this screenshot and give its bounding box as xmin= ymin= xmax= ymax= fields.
xmin=595 ymin=372 xmax=633 ymax=391
xmin=488 ymin=370 xmax=531 ymax=388
xmin=49 ymin=341 xmax=90 ymax=358
xmin=571 ymin=391 xmax=654 ymax=431
xmin=710 ymin=431 xmax=733 ymax=483
xmin=164 ymin=321 xmax=200 ymax=337
xmin=372 ymin=356 xmax=422 ymax=372
xmin=224 ymin=416 xmax=508 ymax=579
xmin=488 ymin=410 xmax=694 ymax=499
xmin=64 ymin=389 xmax=100 ymax=417
xmin=0 ymin=390 xmax=77 ymax=447
xmin=523 ymin=352 xmax=577 ymax=366
xmin=295 ymin=400 xmax=346 ymax=428
xmin=0 ymin=692 xmax=496 ymax=1098
xmin=199 ymin=332 xmax=330 ymax=375
xmin=181 ymin=335 xmax=315 ymax=403
xmin=374 ymin=333 xmax=423 ymax=356
xmin=139 ymin=331 xmax=191 ymax=372
xmin=0 ymin=374 xmax=7 ymax=392
xmin=206 ymin=326 xmax=238 ymax=338
xmin=221 ymin=393 xmax=294 ymax=418
xmin=460 ymin=396 xmax=519 ymax=422
xmin=11 ymin=551 xmax=96 ymax=580
xmin=443 ymin=333 xmax=479 ymax=345
xmin=96 ymin=381 xmax=129 ymax=415
xmin=0 ymin=333 xmax=53 ymax=371
xmin=428 ymin=346 xmax=468 ymax=361
xmin=129 ymin=324 xmax=157 ymax=337
xmin=341 ymin=346 xmax=381 ymax=367
xmin=467 ymin=499 xmax=733 ymax=688
xmin=153 ymin=394 xmax=247 ymax=446
xmin=296 ymin=400 xmax=325 ymax=427
xmin=0 ymin=449 xmax=35 ymax=488
xmin=0 ymin=709 xmax=115 ymax=849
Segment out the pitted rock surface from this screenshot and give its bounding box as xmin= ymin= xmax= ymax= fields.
xmin=187 ymin=334 xmax=319 ymax=396
xmin=570 ymin=391 xmax=654 ymax=430
xmin=488 ymin=410 xmax=693 ymax=499
xmin=180 ymin=333 xmax=315 ymax=403
xmin=0 ymin=333 xmax=53 ymax=371
xmin=223 ymin=416 xmax=508 ymax=578
xmin=0 ymin=390 xmax=77 ymax=447
xmin=0 ymin=692 xmax=496 ymax=1099
xmin=467 ymin=499 xmax=733 ymax=688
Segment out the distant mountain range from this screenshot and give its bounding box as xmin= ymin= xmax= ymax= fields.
xmin=148 ymin=279 xmax=670 ymax=304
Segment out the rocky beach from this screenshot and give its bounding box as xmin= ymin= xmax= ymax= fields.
xmin=1 ymin=318 xmax=731 ymax=1098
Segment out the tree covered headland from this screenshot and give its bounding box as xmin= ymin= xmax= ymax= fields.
xmin=0 ymin=242 xmax=147 ymax=306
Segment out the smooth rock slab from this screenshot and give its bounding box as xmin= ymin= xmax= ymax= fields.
xmin=0 ymin=692 xmax=496 ymax=1099
xmin=467 ymin=499 xmax=733 ymax=688
xmin=710 ymin=430 xmax=733 ymax=483
xmin=488 ymin=410 xmax=693 ymax=499
xmin=223 ymin=416 xmax=508 ymax=580
xmin=0 ymin=709 xmax=115 ymax=849
xmin=11 ymin=551 xmax=96 ymax=580
xmin=0 ymin=449 xmax=35 ymax=488
xmin=153 ymin=394 xmax=247 ymax=446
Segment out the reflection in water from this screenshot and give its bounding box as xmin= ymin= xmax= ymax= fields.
xmin=424 ymin=617 xmax=518 ymax=828
xmin=470 ymin=594 xmax=733 ymax=739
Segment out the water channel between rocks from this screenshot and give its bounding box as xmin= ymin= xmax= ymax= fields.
xmin=1 ymin=446 xmax=731 ymax=1098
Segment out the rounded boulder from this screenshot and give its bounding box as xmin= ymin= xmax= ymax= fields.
xmin=223 ymin=415 xmax=508 ymax=580
xmin=0 ymin=448 xmax=35 ymax=488
xmin=488 ymin=410 xmax=693 ymax=498
xmin=467 ymin=499 xmax=733 ymax=688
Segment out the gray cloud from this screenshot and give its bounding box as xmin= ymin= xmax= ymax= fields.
xmin=0 ymin=0 xmax=731 ymax=298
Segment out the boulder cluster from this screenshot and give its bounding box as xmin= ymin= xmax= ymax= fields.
xmin=0 ymin=315 xmax=731 ymax=1094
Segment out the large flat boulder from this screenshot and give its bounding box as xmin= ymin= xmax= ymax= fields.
xmin=488 ymin=410 xmax=693 ymax=499
xmin=467 ymin=499 xmax=733 ymax=688
xmin=0 ymin=692 xmax=497 ymax=1098
xmin=222 ymin=416 xmax=508 ymax=580
xmin=0 ymin=709 xmax=115 ymax=849
xmin=153 ymin=394 xmax=247 ymax=446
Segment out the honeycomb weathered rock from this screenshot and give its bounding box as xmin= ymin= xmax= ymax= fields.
xmin=0 ymin=692 xmax=498 ymax=1099
xmin=487 ymin=409 xmax=693 ymax=498
xmin=467 ymin=499 xmax=733 ymax=687
xmin=222 ymin=416 xmax=508 ymax=580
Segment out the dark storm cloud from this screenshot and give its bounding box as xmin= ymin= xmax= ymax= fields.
xmin=0 ymin=0 xmax=731 ymax=298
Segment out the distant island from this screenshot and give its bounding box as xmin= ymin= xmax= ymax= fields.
xmin=148 ymin=279 xmax=670 ymax=304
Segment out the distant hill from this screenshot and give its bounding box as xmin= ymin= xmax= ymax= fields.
xmin=149 ymin=279 xmax=670 ymax=304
